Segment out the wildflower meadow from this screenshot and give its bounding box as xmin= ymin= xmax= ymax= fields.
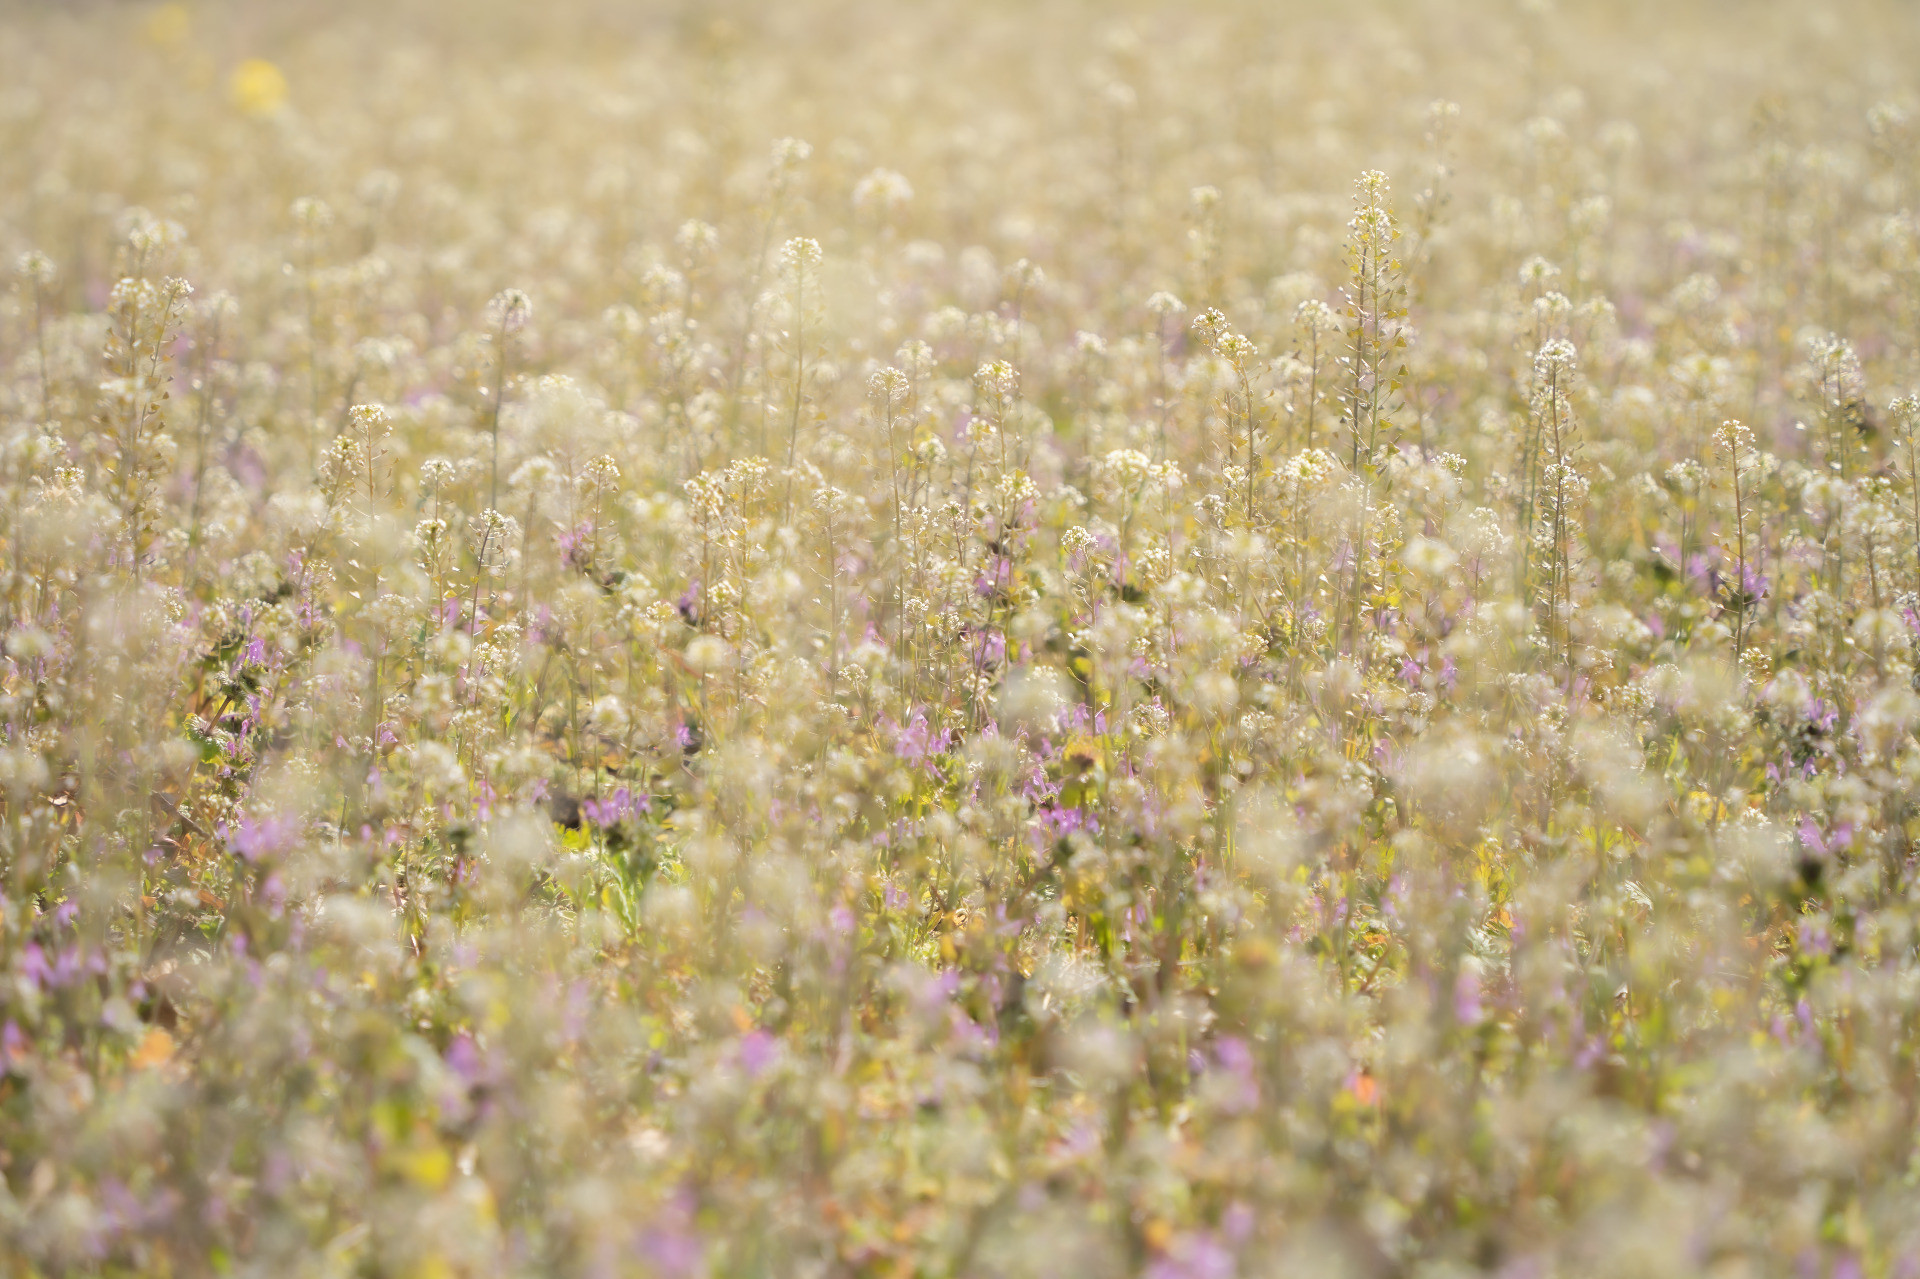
xmin=5 ymin=0 xmax=1920 ymax=1274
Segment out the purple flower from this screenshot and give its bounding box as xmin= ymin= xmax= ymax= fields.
xmin=1796 ymin=818 xmax=1852 ymax=859
xmin=558 ymin=521 xmax=598 ymax=570
xmin=1032 ymin=804 xmax=1098 ymax=843
xmin=21 ymin=942 xmax=54 ymax=990
xmin=224 ymin=813 xmax=301 ymax=863
xmin=634 ymin=1192 xmax=706 ymax=1279
xmin=1203 ymin=1037 xmax=1260 ymax=1113
xmin=973 ymin=630 xmax=1007 ymax=670
xmin=913 ymin=969 xmax=961 ymax=1016
xmin=893 ymin=711 xmax=951 ymax=765
xmin=1796 ymin=917 xmax=1833 ymax=957
xmin=445 ymin=1033 xmax=484 ymax=1082
xmin=974 ymin=556 xmax=1012 ymax=597
xmin=737 ymin=1029 xmax=778 ymax=1077
xmin=1454 ymin=968 xmax=1483 ymax=1026
xmin=1147 ymin=1231 xmax=1237 ymax=1279
xmin=582 ymin=786 xmax=650 ymax=828
xmin=1796 ymin=998 xmax=1818 ymax=1039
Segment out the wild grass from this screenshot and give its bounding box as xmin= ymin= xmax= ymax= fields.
xmin=4 ymin=1 xmax=1920 ymax=1275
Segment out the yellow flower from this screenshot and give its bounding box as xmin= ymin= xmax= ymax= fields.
xmin=144 ymin=3 xmax=189 ymax=47
xmin=229 ymin=58 xmax=288 ymax=117
xmin=130 ymin=1026 xmax=175 ymax=1070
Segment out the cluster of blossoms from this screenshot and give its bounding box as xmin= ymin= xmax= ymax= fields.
xmin=2 ymin=1 xmax=1920 ymax=1276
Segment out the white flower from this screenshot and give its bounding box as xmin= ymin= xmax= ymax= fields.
xmin=487 ymin=288 xmax=533 ymax=334
xmin=853 ymin=167 xmax=914 ymax=212
xmin=685 ymin=634 xmax=732 ymax=673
